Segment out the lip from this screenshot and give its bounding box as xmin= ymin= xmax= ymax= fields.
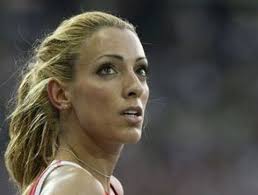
xmin=120 ymin=106 xmax=143 ymax=126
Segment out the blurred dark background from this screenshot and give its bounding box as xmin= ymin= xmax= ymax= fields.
xmin=1 ymin=0 xmax=258 ymax=194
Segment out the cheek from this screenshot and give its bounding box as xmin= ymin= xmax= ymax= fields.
xmin=74 ymin=81 xmax=118 ymax=116
xmin=88 ymin=83 xmax=117 ymax=104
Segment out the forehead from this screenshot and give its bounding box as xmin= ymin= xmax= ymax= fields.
xmin=77 ymin=27 xmax=145 ymax=65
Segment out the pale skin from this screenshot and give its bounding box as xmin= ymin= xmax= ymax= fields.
xmin=43 ymin=27 xmax=149 ymax=195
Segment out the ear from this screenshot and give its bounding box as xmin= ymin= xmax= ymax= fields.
xmin=47 ymin=78 xmax=71 ymax=110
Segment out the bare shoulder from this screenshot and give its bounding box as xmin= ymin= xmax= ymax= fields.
xmin=40 ymin=166 xmax=104 ymax=195
xmin=111 ymin=175 xmax=124 ymax=195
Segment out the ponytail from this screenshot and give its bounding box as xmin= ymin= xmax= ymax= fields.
xmin=5 ymin=70 xmax=60 ymax=191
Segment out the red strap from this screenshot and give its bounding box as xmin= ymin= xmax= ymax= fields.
xmin=28 ymin=160 xmax=62 ymax=195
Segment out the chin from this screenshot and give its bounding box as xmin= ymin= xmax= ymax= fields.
xmin=123 ymin=127 xmax=142 ymax=144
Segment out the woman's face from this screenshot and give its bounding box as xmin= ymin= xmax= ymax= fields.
xmin=69 ymin=27 xmax=149 ymax=144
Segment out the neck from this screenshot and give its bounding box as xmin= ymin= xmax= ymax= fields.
xmin=56 ymin=127 xmax=124 ymax=192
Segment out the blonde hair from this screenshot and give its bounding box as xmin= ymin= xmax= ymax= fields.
xmin=4 ymin=11 xmax=135 ymax=193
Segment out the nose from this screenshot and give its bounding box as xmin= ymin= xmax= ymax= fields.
xmin=123 ymin=71 xmax=144 ymax=99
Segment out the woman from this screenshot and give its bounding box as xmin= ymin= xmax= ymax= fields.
xmin=5 ymin=11 xmax=149 ymax=195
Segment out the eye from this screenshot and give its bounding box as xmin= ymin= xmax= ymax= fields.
xmin=136 ymin=65 xmax=149 ymax=78
xmin=97 ymin=63 xmax=117 ymax=76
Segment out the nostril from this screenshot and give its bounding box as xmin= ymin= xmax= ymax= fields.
xmin=128 ymin=91 xmax=136 ymax=97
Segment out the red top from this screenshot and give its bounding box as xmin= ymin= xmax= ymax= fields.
xmin=28 ymin=160 xmax=118 ymax=195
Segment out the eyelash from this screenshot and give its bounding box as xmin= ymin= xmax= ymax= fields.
xmin=96 ymin=63 xmax=117 ymax=75
xmin=97 ymin=62 xmax=149 ymax=79
xmin=136 ymin=65 xmax=149 ymax=78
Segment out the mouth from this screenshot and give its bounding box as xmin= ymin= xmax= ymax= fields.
xmin=120 ymin=106 xmax=143 ymax=125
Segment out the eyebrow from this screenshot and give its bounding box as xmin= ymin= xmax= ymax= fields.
xmin=96 ymin=54 xmax=148 ymax=63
